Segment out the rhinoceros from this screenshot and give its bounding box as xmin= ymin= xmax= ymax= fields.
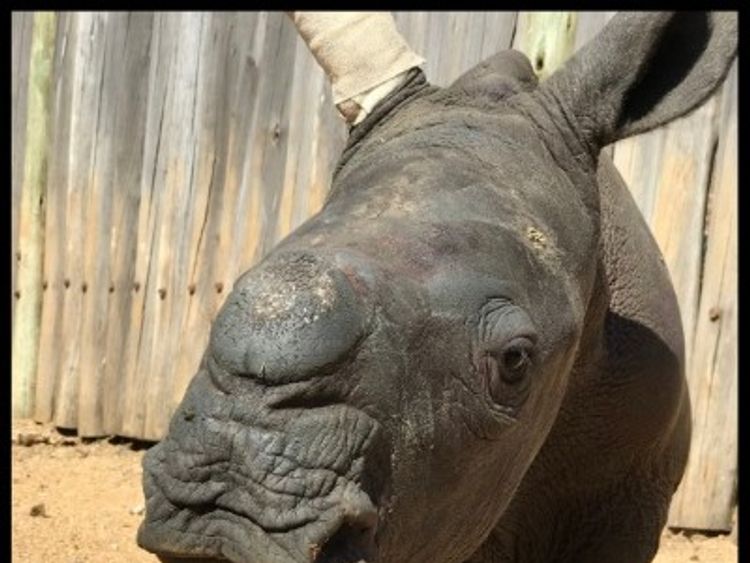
xmin=137 ymin=11 xmax=737 ymax=563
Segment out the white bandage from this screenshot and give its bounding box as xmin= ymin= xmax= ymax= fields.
xmin=290 ymin=12 xmax=425 ymax=124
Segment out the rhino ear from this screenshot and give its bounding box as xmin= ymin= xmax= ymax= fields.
xmin=540 ymin=12 xmax=737 ymax=148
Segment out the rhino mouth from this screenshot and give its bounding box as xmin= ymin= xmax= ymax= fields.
xmin=138 ymin=478 xmax=377 ymax=562
xmin=138 ymin=371 xmax=382 ymax=563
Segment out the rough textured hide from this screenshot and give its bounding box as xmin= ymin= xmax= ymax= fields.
xmin=138 ymin=12 xmax=736 ymax=563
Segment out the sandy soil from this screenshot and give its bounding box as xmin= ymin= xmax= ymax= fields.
xmin=12 ymin=419 xmax=737 ymax=562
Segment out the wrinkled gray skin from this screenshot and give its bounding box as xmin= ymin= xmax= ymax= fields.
xmin=138 ymin=12 xmax=737 ymax=563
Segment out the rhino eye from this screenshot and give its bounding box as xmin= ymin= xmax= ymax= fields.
xmin=497 ymin=337 xmax=533 ymax=383
xmin=474 ymin=299 xmax=538 ymax=411
xmin=481 ymin=339 xmax=534 ymax=410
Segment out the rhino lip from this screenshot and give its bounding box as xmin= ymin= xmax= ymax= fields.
xmin=138 ymin=482 xmax=380 ymax=563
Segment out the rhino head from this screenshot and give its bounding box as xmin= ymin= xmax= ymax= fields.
xmin=138 ymin=12 xmax=736 ymax=563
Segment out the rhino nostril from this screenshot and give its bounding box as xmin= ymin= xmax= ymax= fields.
xmin=314 ymin=509 xmax=379 ymax=563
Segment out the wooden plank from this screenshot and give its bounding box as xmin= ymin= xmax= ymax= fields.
xmin=237 ymin=12 xmax=301 ymax=270
xmin=34 ymin=13 xmax=76 ymax=423
xmin=167 ymin=11 xmax=237 ymax=416
xmin=424 ymin=12 xmax=448 ymax=85
xmin=648 ymin=98 xmax=719 ymax=370
xmin=306 ymin=77 xmax=347 ymax=220
xmin=169 ymin=12 xmax=263 ymax=428
xmin=442 ymin=12 xmax=472 ymax=83
xmin=119 ymin=12 xmax=175 ymax=438
xmin=143 ymin=12 xmax=209 ymax=440
xmin=454 ymin=12 xmax=487 ymax=80
xmin=611 ymin=130 xmax=668 ymax=221
xmin=397 ymin=11 xmax=518 ymax=87
xmin=274 ymin=26 xmax=318 ymax=244
xmin=12 ymin=12 xmax=56 ymax=418
xmin=512 ymin=12 xmax=577 ymax=81
xmin=393 ymin=11 xmax=429 ymax=59
xmin=119 ymin=12 xmax=206 ymax=440
xmin=289 ymin=37 xmax=326 ymax=233
xmin=221 ymin=8 xmax=271 ymax=281
xmin=433 ymin=12 xmax=471 ymax=86
xmin=668 ymin=62 xmax=737 ymax=531
xmin=250 ymin=13 xmax=298 ymax=262
xmin=76 ymin=13 xmax=130 ymax=436
xmin=12 ymin=12 xmax=34 ymax=331
xmin=230 ymin=12 xmax=270 ymax=277
xmin=54 ymin=13 xmax=110 ymax=429
xmin=478 ymin=11 xmax=517 ymax=58
xmin=99 ymin=12 xmax=156 ymax=436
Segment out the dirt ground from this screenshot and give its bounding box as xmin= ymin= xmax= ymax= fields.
xmin=12 ymin=419 xmax=738 ymax=562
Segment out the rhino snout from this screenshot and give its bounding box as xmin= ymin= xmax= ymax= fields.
xmin=139 ymin=249 xmax=394 ymax=561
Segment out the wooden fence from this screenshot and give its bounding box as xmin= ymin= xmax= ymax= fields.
xmin=11 ymin=11 xmax=737 ymax=532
